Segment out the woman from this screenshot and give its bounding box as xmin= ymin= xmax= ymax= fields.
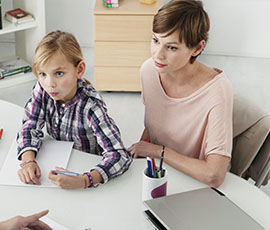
xmin=128 ymin=0 xmax=233 ymax=188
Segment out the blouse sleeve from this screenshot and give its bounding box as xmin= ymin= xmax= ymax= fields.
xmin=204 ymin=81 xmax=233 ymax=158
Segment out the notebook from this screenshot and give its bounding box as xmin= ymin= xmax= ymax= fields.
xmin=143 ymin=187 xmax=264 ymax=230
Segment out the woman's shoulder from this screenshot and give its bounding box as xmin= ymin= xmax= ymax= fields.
xmin=140 ymin=58 xmax=155 ymax=75
xmin=205 ymin=70 xmax=233 ymax=105
xmin=213 ymin=70 xmax=232 ymax=93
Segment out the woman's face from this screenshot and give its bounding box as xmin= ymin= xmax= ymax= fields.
xmin=150 ymin=31 xmax=196 ymax=74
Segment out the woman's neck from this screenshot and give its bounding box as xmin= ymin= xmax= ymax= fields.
xmin=159 ymin=61 xmax=217 ymax=98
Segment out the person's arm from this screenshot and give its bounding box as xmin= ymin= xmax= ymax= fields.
xmin=87 ymin=101 xmax=132 ymax=184
xmin=129 ymin=142 xmax=229 ymax=188
xmin=16 ymin=82 xmax=45 ymax=185
xmin=0 ymin=210 xmax=52 ymax=230
xmin=48 ymin=100 xmax=132 ymax=189
xmin=157 ymin=146 xmax=230 ymax=188
xmin=48 ymin=167 xmax=103 ymax=189
xmin=18 ymin=150 xmax=41 ymax=185
xmin=17 ymin=82 xmax=45 ymax=160
xmin=129 ymin=95 xmax=233 ymax=188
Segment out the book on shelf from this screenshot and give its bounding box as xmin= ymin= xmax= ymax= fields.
xmin=4 ymin=8 xmax=34 ymax=25
xmin=0 ymin=57 xmax=32 ymax=79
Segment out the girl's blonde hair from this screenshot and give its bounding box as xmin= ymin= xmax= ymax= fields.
xmin=32 ymin=30 xmax=83 ymax=76
xmin=153 ymin=0 xmax=210 ymax=64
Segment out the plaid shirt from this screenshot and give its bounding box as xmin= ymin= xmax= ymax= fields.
xmin=16 ymin=79 xmax=132 ymax=183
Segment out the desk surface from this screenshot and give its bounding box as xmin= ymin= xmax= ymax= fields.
xmin=0 ymin=99 xmax=269 ymax=230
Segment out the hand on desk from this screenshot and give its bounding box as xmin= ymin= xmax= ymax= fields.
xmin=18 ymin=158 xmax=41 ymax=185
xmin=128 ymin=141 xmax=161 ymax=159
xmin=0 ymin=210 xmax=52 ymax=230
xmin=48 ymin=167 xmax=85 ymax=189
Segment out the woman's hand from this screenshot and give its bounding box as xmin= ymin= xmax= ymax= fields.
xmin=48 ymin=167 xmax=85 ymax=189
xmin=128 ymin=141 xmax=161 ymax=158
xmin=0 ymin=210 xmax=52 ymax=230
xmin=18 ymin=161 xmax=41 ymax=185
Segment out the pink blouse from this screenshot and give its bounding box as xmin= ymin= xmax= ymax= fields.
xmin=141 ymin=58 xmax=233 ymax=159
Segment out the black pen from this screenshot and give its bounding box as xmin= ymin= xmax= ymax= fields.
xmin=159 ymin=145 xmax=165 ymax=176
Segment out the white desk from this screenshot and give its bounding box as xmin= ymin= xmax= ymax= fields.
xmin=0 ymin=99 xmax=269 ymax=230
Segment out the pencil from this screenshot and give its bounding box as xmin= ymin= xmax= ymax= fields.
xmin=159 ymin=145 xmax=165 ymax=172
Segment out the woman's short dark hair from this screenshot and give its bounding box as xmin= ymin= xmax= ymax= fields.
xmin=153 ymin=0 xmax=210 ymax=63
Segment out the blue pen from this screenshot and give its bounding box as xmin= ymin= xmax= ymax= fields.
xmin=52 ymin=170 xmax=80 ymax=177
xmin=146 ymin=157 xmax=153 ymax=178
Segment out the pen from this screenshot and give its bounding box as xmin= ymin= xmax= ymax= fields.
xmin=157 ymin=170 xmax=161 ymax=178
xmin=159 ymin=145 xmax=165 ymax=176
xmin=151 ymin=158 xmax=157 ymax=178
xmin=52 ymin=170 xmax=80 ymax=177
xmin=147 ymin=157 xmax=153 ymax=178
xmin=0 ymin=128 xmax=3 ymax=140
xmin=151 ymin=158 xmax=156 ymax=171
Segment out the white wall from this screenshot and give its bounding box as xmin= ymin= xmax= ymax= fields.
xmin=45 ymin=0 xmax=270 ymax=57
xmin=45 ymin=0 xmax=96 ymax=47
xmin=2 ymin=0 xmax=270 ymax=57
xmin=203 ymin=0 xmax=270 ymax=58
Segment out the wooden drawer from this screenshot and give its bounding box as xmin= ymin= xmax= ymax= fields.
xmin=94 ymin=41 xmax=151 ymax=67
xmin=95 ymin=15 xmax=154 ymax=41
xmin=94 ymin=67 xmax=141 ymax=91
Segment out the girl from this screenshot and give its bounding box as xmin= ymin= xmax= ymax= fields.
xmin=17 ymin=30 xmax=132 ymax=189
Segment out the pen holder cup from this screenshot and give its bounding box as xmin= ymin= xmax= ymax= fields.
xmin=142 ymin=168 xmax=168 ymax=201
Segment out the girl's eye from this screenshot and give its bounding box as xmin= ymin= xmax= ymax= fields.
xmin=56 ymin=71 xmax=64 ymax=77
xmin=152 ymin=37 xmax=159 ymax=44
xmin=38 ymin=72 xmax=46 ymax=78
xmin=168 ymin=46 xmax=178 ymax=51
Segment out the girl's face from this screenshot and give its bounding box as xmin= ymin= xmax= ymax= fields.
xmin=150 ymin=31 xmax=200 ymax=74
xmin=37 ymin=51 xmax=85 ymax=102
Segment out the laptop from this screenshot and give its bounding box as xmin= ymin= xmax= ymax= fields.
xmin=143 ymin=187 xmax=264 ymax=230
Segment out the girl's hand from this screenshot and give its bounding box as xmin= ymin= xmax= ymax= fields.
xmin=48 ymin=167 xmax=85 ymax=189
xmin=128 ymin=141 xmax=160 ymax=159
xmin=18 ymin=161 xmax=41 ymax=185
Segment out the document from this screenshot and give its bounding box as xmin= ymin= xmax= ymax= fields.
xmin=0 ymin=139 xmax=74 ymax=187
xmin=40 ymin=217 xmax=71 ymax=230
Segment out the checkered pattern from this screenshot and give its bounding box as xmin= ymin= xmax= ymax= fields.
xmin=17 ymin=79 xmax=132 ymax=182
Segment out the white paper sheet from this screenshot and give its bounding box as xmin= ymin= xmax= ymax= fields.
xmin=0 ymin=139 xmax=74 ymax=187
xmin=40 ymin=216 xmax=71 ymax=230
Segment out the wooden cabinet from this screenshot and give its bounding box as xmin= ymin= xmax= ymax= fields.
xmin=94 ymin=0 xmax=163 ymax=91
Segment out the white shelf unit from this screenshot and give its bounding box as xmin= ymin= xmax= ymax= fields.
xmin=0 ymin=0 xmax=46 ymax=89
